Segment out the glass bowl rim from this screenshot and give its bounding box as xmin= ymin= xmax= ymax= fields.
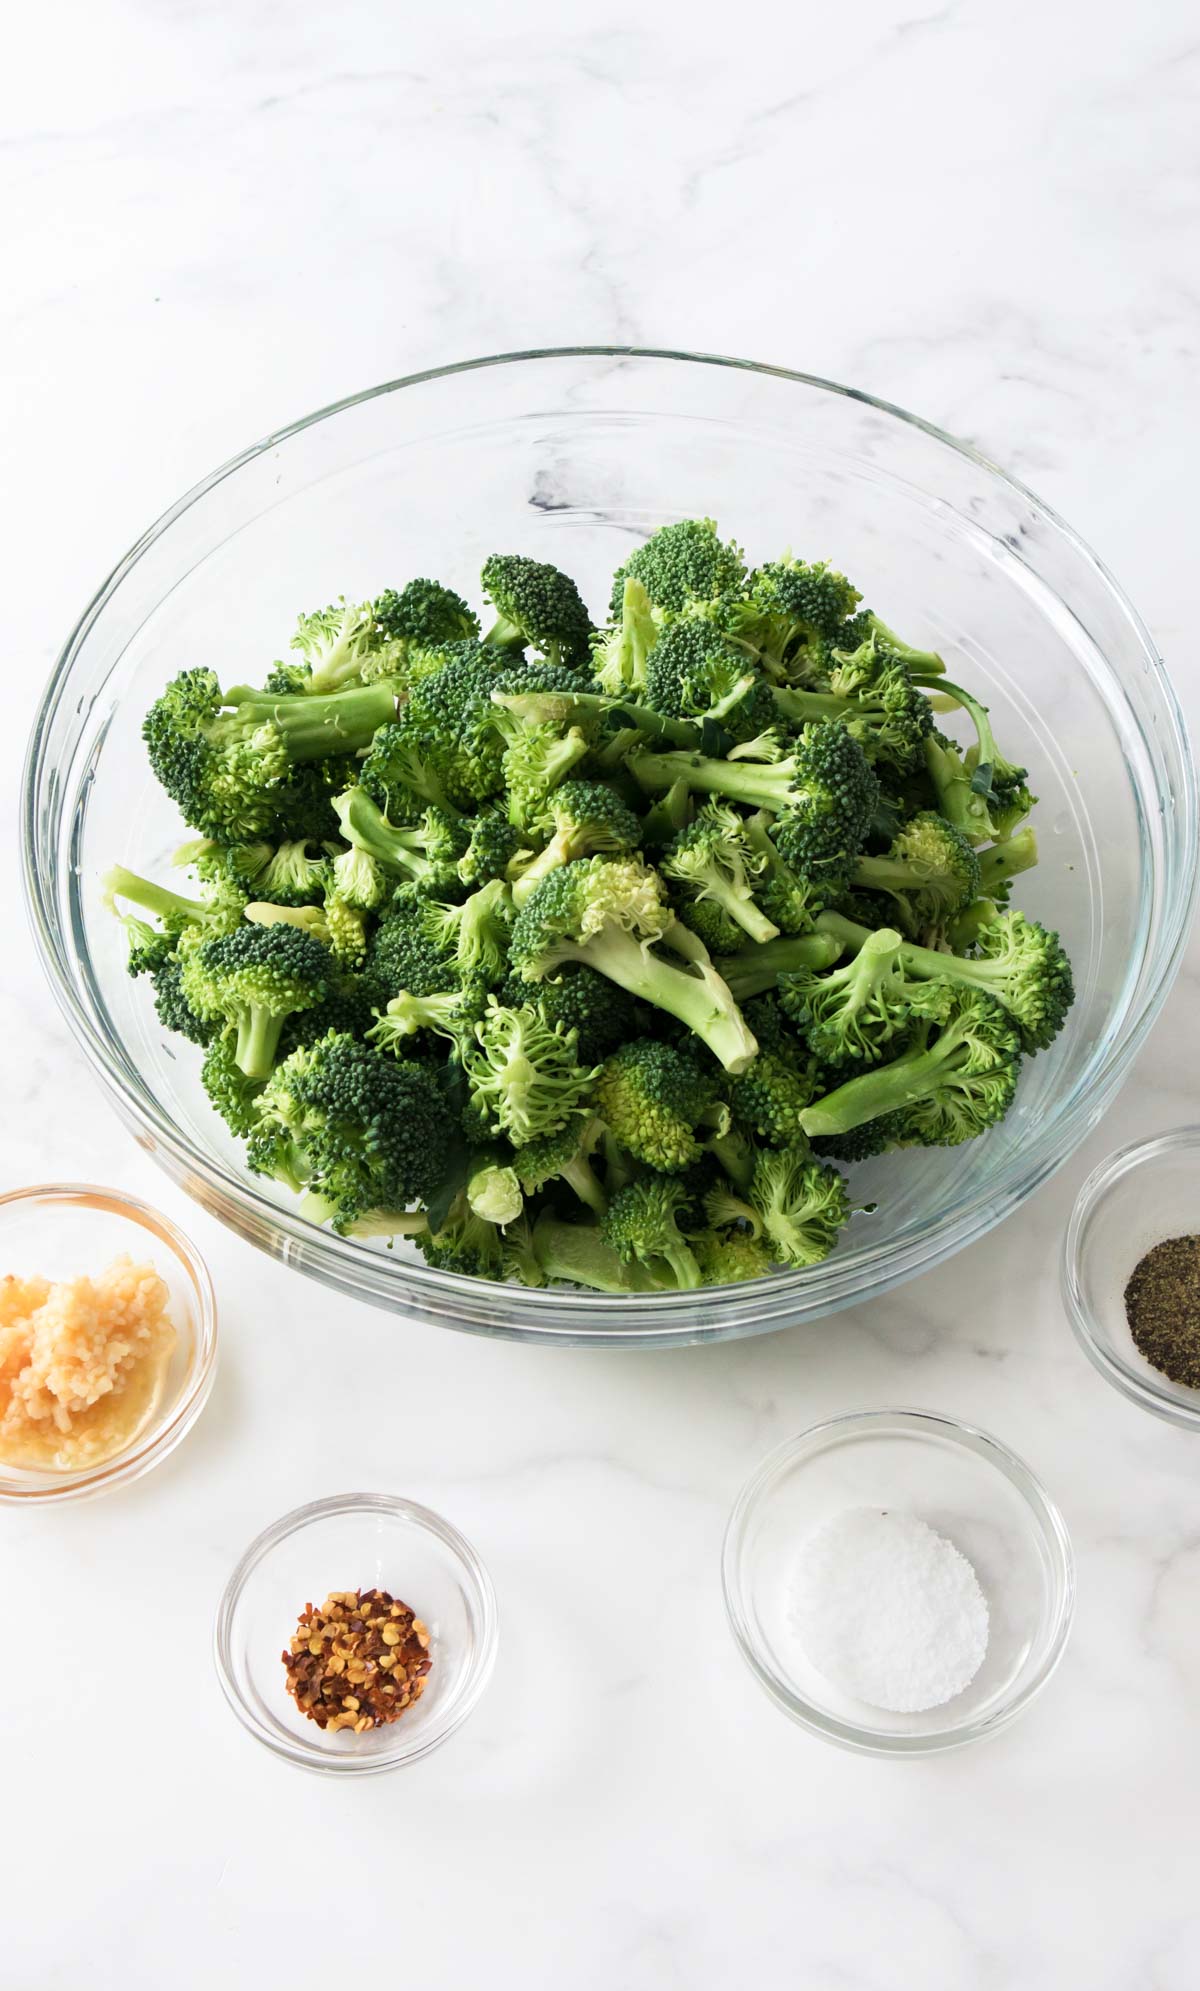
xmin=21 ymin=345 xmax=1199 ymax=1342
xmin=1062 ymin=1125 xmax=1200 ymax=1429
xmin=721 ymin=1406 xmax=1076 ymax=1756
xmin=0 ymin=1180 xmax=217 ymax=1504
xmin=212 ymin=1489 xmax=499 ymax=1774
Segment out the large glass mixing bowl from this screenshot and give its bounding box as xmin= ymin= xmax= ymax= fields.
xmin=22 ymin=349 xmax=1196 ymax=1347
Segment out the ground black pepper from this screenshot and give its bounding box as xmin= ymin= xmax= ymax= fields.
xmin=1124 ymin=1235 xmax=1200 ymax=1387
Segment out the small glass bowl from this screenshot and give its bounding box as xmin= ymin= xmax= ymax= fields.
xmin=0 ymin=1183 xmax=217 ymax=1504
xmin=1063 ymin=1127 xmax=1200 ymax=1428
xmin=214 ymin=1493 xmax=498 ymax=1775
xmin=722 ymin=1410 xmax=1074 ymax=1755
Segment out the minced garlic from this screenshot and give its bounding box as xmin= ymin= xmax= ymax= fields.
xmin=0 ymin=1255 xmax=176 ymax=1471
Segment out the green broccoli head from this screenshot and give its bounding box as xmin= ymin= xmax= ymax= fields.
xmin=461 ymin=996 xmax=598 ymax=1147
xmin=458 ymin=808 xmax=525 ymax=886
xmin=854 ymin=810 xmax=980 ymax=934
xmin=748 ymin=1146 xmax=851 ymax=1267
xmin=254 ymin=1030 xmax=452 ymax=1230
xmin=728 ymin=1047 xmax=816 ymax=1146
xmin=143 ymin=667 xmax=396 ymax=841
xmin=373 ymin=578 xmax=480 ymax=650
xmin=693 ymin=1229 xmax=778 ymax=1284
xmin=254 ymin=838 xmax=333 ymax=907
xmin=497 ymin=965 xmax=637 ymax=1066
xmin=661 ymin=801 xmax=779 ymax=946
xmin=594 ymin=1038 xmax=719 ymax=1171
xmin=779 ymin=925 xmax=950 ymax=1067
xmin=510 ymin=779 xmax=642 ymax=904
xmin=481 ymin=554 xmax=594 ymax=671
xmin=609 ymin=518 xmax=746 ymax=619
xmin=600 ymin=1175 xmax=702 ymax=1289
xmin=179 ymin=921 xmax=332 ymax=1078
xmin=800 ymin=988 xmax=1022 ymax=1148
xmin=201 ymin=1029 xmax=266 ymax=1138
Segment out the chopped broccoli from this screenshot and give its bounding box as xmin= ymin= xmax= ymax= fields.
xmin=600 ymin=1176 xmax=702 ymax=1289
xmin=661 ymin=801 xmax=779 ymax=945
xmin=481 ymin=554 xmax=594 ymax=670
xmin=143 ymin=668 xmax=397 ymax=842
xmin=628 ymin=720 xmax=879 ymax=881
xmin=509 ymin=781 xmax=642 ymax=905
xmin=800 ymin=990 xmax=1022 ymax=1146
xmin=508 ymin=856 xmax=758 ymax=1074
xmin=852 ymin=812 xmax=980 ymax=935
xmin=514 ymin=1115 xmax=608 ymax=1217
xmin=609 ymin=518 xmax=746 ymax=619
xmin=593 ymin=1040 xmax=720 ymax=1171
xmin=466 ymin=1150 xmax=524 ymax=1228
xmin=593 ymin=576 xmax=661 ymax=698
xmin=179 ymin=922 xmax=332 ymax=1078
xmin=252 ymin=1031 xmax=451 ymax=1231
xmin=461 ymin=997 xmax=598 ymax=1146
xmin=778 ymin=925 xmax=949 ymax=1066
xmin=747 ymin=1147 xmax=850 ymax=1267
xmin=374 ymin=578 xmax=479 ymax=650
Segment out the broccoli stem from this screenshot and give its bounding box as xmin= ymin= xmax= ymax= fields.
xmin=639 ymin=777 xmax=693 ymax=848
xmin=700 ymin=875 xmax=778 ymax=945
xmin=481 ymin=611 xmax=527 ymax=654
xmin=549 ymin=922 xmax=757 ymax=1073
xmin=628 ymin=748 xmax=789 ymax=810
xmin=531 ymin=1214 xmax=658 ymax=1293
xmin=220 ymin=682 xmax=398 ymax=761
xmin=716 ymin=931 xmax=844 ymax=1001
xmin=562 ymin=1153 xmax=608 ymax=1218
xmin=770 ymin=686 xmax=855 ymax=726
xmin=800 ymin=1029 xmax=970 ymax=1138
xmin=492 ymin=689 xmax=699 ymax=750
xmin=103 ymin=864 xmax=212 ymax=925
xmin=235 ymin=1007 xmax=287 ymax=1081
xmin=978 ymin=827 xmax=1038 ymax=894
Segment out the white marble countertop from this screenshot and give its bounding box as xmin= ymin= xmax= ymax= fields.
xmin=4 ymin=3 xmax=1200 ymax=1985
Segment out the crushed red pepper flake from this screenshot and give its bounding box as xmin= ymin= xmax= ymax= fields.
xmin=282 ymin=1588 xmax=432 ymax=1733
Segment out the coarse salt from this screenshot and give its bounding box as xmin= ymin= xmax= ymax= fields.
xmin=789 ymin=1507 xmax=989 ymax=1713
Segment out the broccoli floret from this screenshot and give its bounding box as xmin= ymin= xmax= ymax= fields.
xmin=509 ymin=781 xmax=642 ymax=907
xmin=530 ymin=1212 xmax=661 ymax=1294
xmin=481 ymin=554 xmax=594 ymax=671
xmin=174 ymin=836 xmax=275 ymax=895
xmin=779 ymin=926 xmax=949 ymax=1066
xmin=735 ymin=557 xmax=862 ymax=681
xmin=728 ymin=1047 xmax=815 ymax=1146
xmin=661 ymin=801 xmax=779 ymax=946
xmin=747 ymin=1146 xmax=851 ymax=1267
xmin=771 ymin=644 xmax=934 ymax=774
xmin=282 ymin=597 xmax=406 ymax=695
xmin=358 ymin=719 xmax=456 ymax=819
xmin=461 ymin=997 xmax=598 ymax=1146
xmin=643 ymin=614 xmax=760 ymax=726
xmin=834 ymin=610 xmax=945 ymax=676
xmin=413 ymin=1193 xmax=506 ymax=1278
xmin=628 ymin=721 xmax=879 ymax=881
xmin=253 ymin=1031 xmax=451 ymax=1231
xmin=332 ymin=788 xmax=465 ymax=896
xmin=676 ymin=897 xmax=746 ymax=955
xmin=609 ymin=519 xmax=746 ymax=619
xmin=508 ymin=856 xmax=757 ymax=1074
xmin=143 ymin=668 xmax=398 ymax=842
xmin=373 ymin=579 xmax=479 ymax=650
xmin=514 ymin=1115 xmax=607 ymax=1217
xmin=851 ymin=811 xmax=980 ymax=934
xmin=103 ymin=863 xmax=246 ymax=942
xmin=817 ymin=906 xmax=1073 ymax=1054
xmin=458 ymin=808 xmax=524 ymax=886
xmin=201 ymin=1029 xmax=266 ymax=1137
xmin=592 ymin=577 xmax=661 ymax=698
xmin=497 ymin=965 xmax=636 ymax=1066
xmin=594 ymin=1039 xmax=720 ymax=1171
xmin=739 ymin=811 xmax=829 ymax=935
xmin=179 ymin=922 xmax=332 ymax=1078
xmin=501 ymin=1213 xmax=546 ymax=1286
xmin=278 ymin=971 xmax=379 ymax=1056
xmin=253 ymin=838 xmax=333 ymax=907
xmin=810 ymin=1113 xmax=912 ymax=1163
xmin=386 ymin=643 xmax=515 ymax=810
xmin=419 ymin=878 xmax=512 ymax=986
xmin=919 ymin=684 xmax=1034 ymax=845
xmin=800 ymin=990 xmax=1022 ymax=1147
xmin=367 ymin=981 xmax=489 ymax=1053
xmin=600 ymin=1176 xmax=702 ymax=1289
xmin=366 ymin=902 xmax=459 ymax=1005
xmin=495 ymin=717 xmax=593 ymax=830
xmin=694 ymin=1229 xmax=778 ymax=1284
xmin=149 ymin=956 xmax=218 ymax=1045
